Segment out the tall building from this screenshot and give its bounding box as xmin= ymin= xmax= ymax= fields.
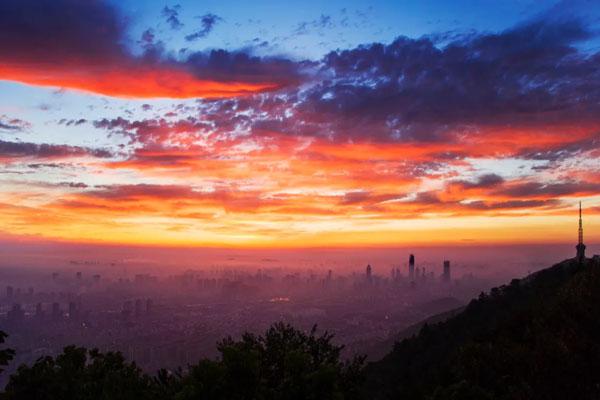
xmin=409 ymin=254 xmax=415 ymax=280
xmin=443 ymin=260 xmax=451 ymax=282
xmin=366 ymin=264 xmax=373 ymax=283
xmin=576 ymin=202 xmax=586 ymax=263
xmin=6 ymin=286 xmax=13 ymax=299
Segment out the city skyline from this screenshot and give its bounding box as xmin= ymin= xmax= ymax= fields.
xmin=1 ymin=0 xmax=600 ymax=250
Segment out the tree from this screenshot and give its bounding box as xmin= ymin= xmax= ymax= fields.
xmin=2 ymin=323 xmax=365 ymax=400
xmin=0 ymin=331 xmax=14 ymax=374
xmin=2 ymin=346 xmax=155 ymax=400
xmin=177 ymin=322 xmax=365 ymax=400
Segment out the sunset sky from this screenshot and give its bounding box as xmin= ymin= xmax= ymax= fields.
xmin=1 ymin=0 xmax=600 ymax=249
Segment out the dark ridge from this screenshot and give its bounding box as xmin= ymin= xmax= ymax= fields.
xmin=364 ymin=256 xmax=600 ymax=400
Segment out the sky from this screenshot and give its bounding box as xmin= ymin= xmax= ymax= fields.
xmin=0 ymin=0 xmax=600 ymax=250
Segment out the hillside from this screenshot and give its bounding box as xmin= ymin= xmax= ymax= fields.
xmin=364 ymin=255 xmax=600 ymax=400
xmin=366 ymin=304 xmax=465 ymax=361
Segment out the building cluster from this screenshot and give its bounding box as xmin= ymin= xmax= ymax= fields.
xmin=365 ymin=254 xmax=452 ymax=285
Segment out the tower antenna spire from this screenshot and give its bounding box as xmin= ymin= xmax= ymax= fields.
xmin=579 ymin=201 xmax=583 ymax=245
xmin=576 ymin=201 xmax=586 ymax=263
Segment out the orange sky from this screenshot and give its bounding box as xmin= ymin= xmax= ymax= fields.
xmin=1 ymin=1 xmax=600 ymax=250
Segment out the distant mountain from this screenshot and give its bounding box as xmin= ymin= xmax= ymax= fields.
xmin=364 ymin=256 xmax=600 ymax=400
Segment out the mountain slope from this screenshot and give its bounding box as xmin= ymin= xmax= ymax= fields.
xmin=366 ymin=305 xmax=465 ymax=361
xmin=364 ymin=256 xmax=600 ymax=400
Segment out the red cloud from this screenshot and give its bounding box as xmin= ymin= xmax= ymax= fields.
xmin=0 ymin=0 xmax=299 ymax=98
xmin=0 ymin=63 xmax=279 ymax=99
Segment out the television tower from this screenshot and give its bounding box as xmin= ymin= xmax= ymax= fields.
xmin=576 ymin=202 xmax=586 ymax=263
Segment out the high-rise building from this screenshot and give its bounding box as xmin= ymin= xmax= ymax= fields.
xmin=366 ymin=264 xmax=373 ymax=283
xmin=52 ymin=272 xmax=59 ymax=281
xmin=409 ymin=254 xmax=415 ymax=280
xmin=146 ymin=298 xmax=153 ymax=314
xmin=576 ymin=202 xmax=586 ymax=263
xmin=443 ymin=260 xmax=451 ymax=282
xmin=6 ymin=286 xmax=13 ymax=299
xmin=76 ymin=271 xmax=82 ymax=280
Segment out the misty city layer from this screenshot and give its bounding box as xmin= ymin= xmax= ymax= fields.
xmin=1 ymin=253 xmax=494 ymax=384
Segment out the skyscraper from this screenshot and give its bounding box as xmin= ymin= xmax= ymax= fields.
xmin=366 ymin=264 xmax=372 ymax=283
xmin=576 ymin=202 xmax=586 ymax=263
xmin=443 ymin=260 xmax=451 ymax=282
xmin=409 ymin=254 xmax=415 ymax=280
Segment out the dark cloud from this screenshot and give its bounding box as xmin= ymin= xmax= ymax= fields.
xmin=0 ymin=140 xmax=112 ymax=160
xmin=453 ymin=174 xmax=505 ymax=189
xmin=58 ymin=118 xmax=87 ymax=127
xmin=0 ymin=116 xmax=30 ymax=132
xmin=58 ymin=181 xmax=88 ymax=189
xmin=27 ymin=163 xmax=70 ymax=169
xmin=185 ymin=13 xmax=223 ymax=41
xmin=493 ymin=181 xmax=600 ymax=198
xmin=0 ymin=0 xmax=303 ymax=97
xmin=93 ymin=116 xmax=210 ymax=145
xmin=298 ymin=18 xmax=599 ymax=141
xmin=196 ymin=17 xmax=598 ymax=147
xmin=293 ymin=14 xmax=334 ymax=35
xmin=162 ymin=5 xmax=183 ymax=30
xmin=464 ymin=199 xmax=561 ymax=210
xmin=516 ymin=133 xmax=600 ymax=161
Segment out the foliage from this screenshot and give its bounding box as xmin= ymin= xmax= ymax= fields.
xmin=2 ymin=346 xmax=155 ymax=400
xmin=1 ymin=323 xmax=365 ymax=400
xmin=364 ymin=258 xmax=600 ymax=400
xmin=0 ymin=332 xmax=14 ymax=375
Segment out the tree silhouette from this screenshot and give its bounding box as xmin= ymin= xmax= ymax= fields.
xmin=0 ymin=331 xmax=14 ymax=375
xmin=2 ymin=323 xmax=365 ymax=400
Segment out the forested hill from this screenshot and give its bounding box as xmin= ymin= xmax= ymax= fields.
xmin=364 ymin=256 xmax=600 ymax=400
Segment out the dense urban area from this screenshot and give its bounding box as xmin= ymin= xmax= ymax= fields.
xmin=0 ymin=253 xmax=495 ymax=384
